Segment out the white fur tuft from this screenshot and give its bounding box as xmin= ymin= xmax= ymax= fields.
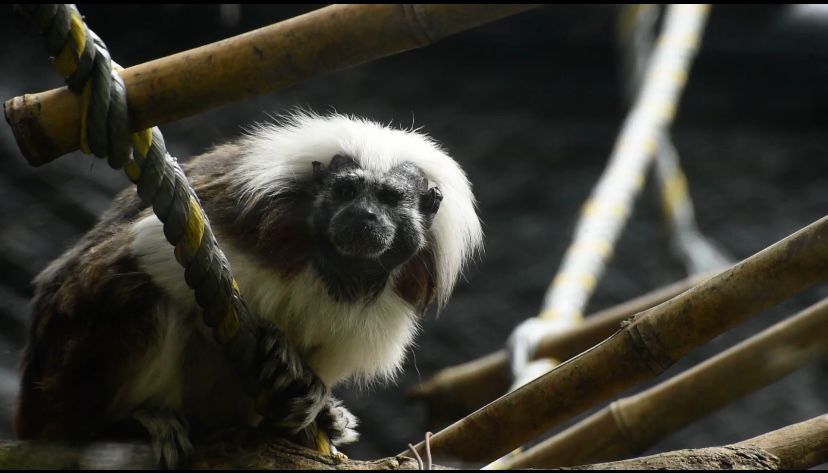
xmin=232 ymin=112 xmax=484 ymax=306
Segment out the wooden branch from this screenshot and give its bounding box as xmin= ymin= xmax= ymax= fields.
xmin=410 ymin=273 xmax=711 ymax=429
xmin=567 ymin=446 xmax=780 ymax=470
xmin=504 ymin=297 xmax=828 ymax=468
xmin=408 ymin=216 xmax=828 ymax=466
xmin=4 ymin=4 xmax=540 ymax=166
xmin=566 ymin=415 xmax=828 ymax=470
xmin=0 ymin=430 xmax=439 ymax=470
xmin=6 ymin=416 xmax=825 ymax=469
xmin=738 ymin=414 xmax=828 ymax=470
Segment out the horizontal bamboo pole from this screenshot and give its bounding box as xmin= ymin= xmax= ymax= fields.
xmin=3 ymin=4 xmax=539 ymax=166
xmin=409 ymin=273 xmax=711 ymax=428
xmin=571 ymin=415 xmax=828 ymax=470
xmin=408 ymin=216 xmax=828 ymax=466
xmin=504 ymin=297 xmax=828 ymax=468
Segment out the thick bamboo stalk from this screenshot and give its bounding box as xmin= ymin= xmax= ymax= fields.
xmin=504 ymin=297 xmax=828 ymax=469
xmin=3 ymin=4 xmax=539 ymax=166
xmin=568 ymin=415 xmax=828 ymax=470
xmin=410 ymin=273 xmax=711 ymax=429
xmin=408 ymin=216 xmax=828 ymax=466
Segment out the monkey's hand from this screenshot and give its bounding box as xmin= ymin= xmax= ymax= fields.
xmin=316 ymin=396 xmax=360 ymax=446
xmin=130 ymin=409 xmax=193 ymax=469
xmin=255 ymin=320 xmax=330 ymax=434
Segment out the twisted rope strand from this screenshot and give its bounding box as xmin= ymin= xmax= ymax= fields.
xmin=21 ymin=2 xmax=263 ymax=402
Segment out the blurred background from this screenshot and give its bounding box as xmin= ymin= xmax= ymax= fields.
xmin=0 ymin=4 xmax=826 ymax=466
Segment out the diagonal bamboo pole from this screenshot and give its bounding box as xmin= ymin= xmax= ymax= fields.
xmin=3 ymin=4 xmax=539 ymax=166
xmin=407 ymin=216 xmax=828 ymax=466
xmin=503 ymin=297 xmax=828 ymax=469
xmin=410 ymin=272 xmax=712 ymax=429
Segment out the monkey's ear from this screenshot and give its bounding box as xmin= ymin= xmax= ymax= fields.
xmin=328 ymin=153 xmax=360 ymax=173
xmin=420 ymin=186 xmax=443 ymax=228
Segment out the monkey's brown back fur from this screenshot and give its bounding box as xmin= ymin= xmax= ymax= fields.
xmin=16 ymin=189 xmax=162 ymax=439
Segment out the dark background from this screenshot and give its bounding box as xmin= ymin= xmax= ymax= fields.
xmin=1 ymin=4 xmax=826 ymax=467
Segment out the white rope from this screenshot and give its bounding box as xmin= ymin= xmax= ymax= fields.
xmin=507 ymin=4 xmax=712 ymax=388
xmin=621 ymin=5 xmax=733 ymax=276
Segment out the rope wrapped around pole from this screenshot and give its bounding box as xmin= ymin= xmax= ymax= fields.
xmin=14 ymin=2 xmax=308 ymax=445
xmin=4 ymin=4 xmax=540 ymax=166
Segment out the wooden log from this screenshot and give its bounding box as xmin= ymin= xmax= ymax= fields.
xmin=408 ymin=216 xmax=828 ymax=466
xmin=410 ymin=273 xmax=711 ymax=429
xmin=740 ymin=414 xmax=828 ymax=471
xmin=566 ymin=415 xmax=828 ymax=470
xmin=504 ymin=297 xmax=828 ymax=468
xmin=3 ymin=4 xmax=540 ymax=166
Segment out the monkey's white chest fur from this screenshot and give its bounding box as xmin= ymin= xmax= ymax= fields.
xmin=125 ymin=214 xmax=418 ymax=418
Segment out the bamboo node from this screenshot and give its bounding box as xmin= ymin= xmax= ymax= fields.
xmin=625 ymin=320 xmax=673 ymax=374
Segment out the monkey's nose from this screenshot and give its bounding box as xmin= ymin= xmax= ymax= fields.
xmin=330 ymin=211 xmax=393 ymax=258
xmin=351 ymin=206 xmax=378 ymax=222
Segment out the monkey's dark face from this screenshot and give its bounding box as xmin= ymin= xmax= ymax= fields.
xmin=309 ymin=154 xmax=441 ymax=298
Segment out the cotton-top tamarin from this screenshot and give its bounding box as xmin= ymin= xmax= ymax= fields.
xmin=15 ymin=113 xmax=483 ymax=467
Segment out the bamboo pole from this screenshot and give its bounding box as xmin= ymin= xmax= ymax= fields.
xmin=569 ymin=415 xmax=828 ymax=470
xmin=3 ymin=4 xmax=540 ymax=166
xmin=410 ymin=273 xmax=711 ymax=428
xmin=503 ymin=297 xmax=828 ymax=469
xmin=407 ymin=216 xmax=828 ymax=466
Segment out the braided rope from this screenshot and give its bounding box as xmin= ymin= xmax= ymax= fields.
xmin=20 ymin=3 xmax=262 ymax=397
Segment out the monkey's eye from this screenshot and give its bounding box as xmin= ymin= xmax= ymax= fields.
xmin=378 ymin=187 xmax=404 ymax=206
xmin=334 ymin=181 xmax=358 ymax=201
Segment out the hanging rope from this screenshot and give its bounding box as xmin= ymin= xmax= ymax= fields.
xmin=15 ymin=5 xmax=333 ymax=450
xmin=620 ymin=4 xmax=732 ymax=276
xmin=507 ymin=4 xmax=712 ymax=393
xmin=20 ymin=1 xmax=256 ymax=369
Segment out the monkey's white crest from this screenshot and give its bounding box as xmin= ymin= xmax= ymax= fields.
xmin=231 ymin=112 xmax=484 ymax=307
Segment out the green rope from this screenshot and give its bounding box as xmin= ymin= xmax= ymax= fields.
xmin=19 ymin=3 xmax=263 ymax=398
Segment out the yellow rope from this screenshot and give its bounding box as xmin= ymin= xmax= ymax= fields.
xmin=52 ymin=10 xmax=85 ymax=76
